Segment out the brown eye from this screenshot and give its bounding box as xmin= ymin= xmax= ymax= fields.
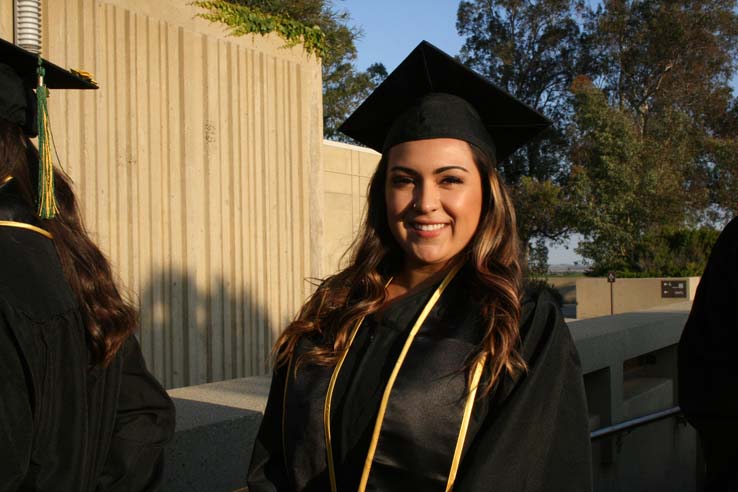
xmin=441 ymin=175 xmax=463 ymax=185
xmin=391 ymin=176 xmax=414 ymax=186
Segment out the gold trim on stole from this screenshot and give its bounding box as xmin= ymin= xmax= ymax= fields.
xmin=446 ymin=354 xmax=487 ymax=491
xmin=0 ymin=220 xmax=53 ymax=239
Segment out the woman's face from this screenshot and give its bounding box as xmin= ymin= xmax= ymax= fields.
xmin=385 ymin=138 xmax=484 ymax=272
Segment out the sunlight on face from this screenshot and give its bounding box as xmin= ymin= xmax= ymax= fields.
xmin=385 ymin=138 xmax=483 ymax=273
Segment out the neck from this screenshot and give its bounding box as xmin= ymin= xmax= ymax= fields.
xmin=394 ymin=264 xmax=447 ymax=291
xmin=386 ymin=259 xmax=459 ymax=303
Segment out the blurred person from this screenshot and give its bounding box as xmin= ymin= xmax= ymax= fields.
xmin=0 ymin=38 xmax=174 ymax=491
xmin=679 ymin=217 xmax=738 ymax=492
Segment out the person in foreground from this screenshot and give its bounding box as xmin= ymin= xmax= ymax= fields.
xmin=248 ymin=41 xmax=592 ymax=492
xmin=679 ymin=217 xmax=738 ymax=491
xmin=0 ymin=39 xmax=175 ymax=491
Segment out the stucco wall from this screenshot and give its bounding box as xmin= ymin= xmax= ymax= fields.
xmin=1 ymin=0 xmax=323 ymax=388
xmin=576 ymin=277 xmax=700 ymax=319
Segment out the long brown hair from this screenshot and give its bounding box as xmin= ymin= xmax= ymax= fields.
xmin=275 ymin=141 xmax=526 ymax=393
xmin=0 ymin=120 xmax=136 ymax=367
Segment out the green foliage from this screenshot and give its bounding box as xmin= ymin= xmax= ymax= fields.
xmin=192 ymin=1 xmax=327 ymax=58
xmin=584 ymin=226 xmax=720 ymax=277
xmin=527 ymin=238 xmax=550 ymax=278
xmin=514 ymin=175 xmax=577 ymax=245
xmin=192 ymin=0 xmax=387 ymax=140
xmin=567 ymin=0 xmax=738 ymax=275
xmin=456 ymin=0 xmax=588 ymax=261
xmin=457 ymin=0 xmax=585 ymax=185
xmin=456 ymin=0 xmax=738 ymax=276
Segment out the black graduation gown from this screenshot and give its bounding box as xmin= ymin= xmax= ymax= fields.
xmin=247 ymin=267 xmax=592 ymax=491
xmin=678 ymin=216 xmax=738 ymax=490
xmin=0 ymin=185 xmax=175 ymax=492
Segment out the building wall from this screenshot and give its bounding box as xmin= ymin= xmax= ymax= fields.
xmin=1 ymin=0 xmax=324 ymax=388
xmin=576 ymin=277 xmax=700 ymax=319
xmin=321 ymin=140 xmax=380 ymax=273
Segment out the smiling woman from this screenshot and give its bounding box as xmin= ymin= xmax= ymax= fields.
xmin=247 ymin=41 xmax=592 ymax=492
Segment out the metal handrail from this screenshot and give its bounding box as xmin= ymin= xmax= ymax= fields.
xmin=590 ymin=406 xmax=682 ymax=441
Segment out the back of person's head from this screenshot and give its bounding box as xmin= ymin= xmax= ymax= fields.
xmin=0 ymin=117 xmax=136 ymax=367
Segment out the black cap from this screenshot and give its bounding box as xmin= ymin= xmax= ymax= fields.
xmin=0 ymin=37 xmax=97 ymax=136
xmin=338 ymin=40 xmax=552 ymax=162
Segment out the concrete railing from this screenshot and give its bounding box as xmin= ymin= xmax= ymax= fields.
xmin=570 ymin=301 xmax=696 ymax=492
xmin=163 ymin=302 xmax=696 ymax=492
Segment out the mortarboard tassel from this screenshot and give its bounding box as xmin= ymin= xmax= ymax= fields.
xmin=36 ymin=57 xmax=58 ymax=219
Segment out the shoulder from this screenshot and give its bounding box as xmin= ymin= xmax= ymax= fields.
xmin=720 ymin=216 xmax=738 ymax=238
xmin=713 ymin=217 xmax=738 ymax=256
xmin=518 ymin=287 xmax=577 ymax=365
xmin=0 ymin=226 xmax=77 ymax=320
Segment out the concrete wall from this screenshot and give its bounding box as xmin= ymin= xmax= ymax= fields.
xmin=1 ymin=0 xmax=324 ymax=387
xmin=576 ymin=277 xmax=700 ymax=320
xmin=321 ymin=140 xmax=380 ymax=273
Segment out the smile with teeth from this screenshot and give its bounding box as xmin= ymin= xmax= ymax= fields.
xmin=412 ymin=223 xmax=447 ymax=231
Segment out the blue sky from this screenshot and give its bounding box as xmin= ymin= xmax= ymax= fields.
xmin=340 ymin=0 xmax=583 ymax=264
xmin=340 ymin=0 xmax=464 ymax=72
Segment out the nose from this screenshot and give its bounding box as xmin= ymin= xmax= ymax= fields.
xmin=413 ymin=181 xmax=440 ymax=213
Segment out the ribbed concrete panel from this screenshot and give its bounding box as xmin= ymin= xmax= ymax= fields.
xmin=6 ymin=0 xmax=324 ymax=388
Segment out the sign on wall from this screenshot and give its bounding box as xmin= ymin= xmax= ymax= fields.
xmin=661 ymin=280 xmax=687 ymax=298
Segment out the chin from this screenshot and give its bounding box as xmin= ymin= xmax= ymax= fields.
xmin=407 ymin=252 xmax=454 ymax=269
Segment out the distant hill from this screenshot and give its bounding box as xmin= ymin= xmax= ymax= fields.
xmin=548 ymin=264 xmax=588 ymax=274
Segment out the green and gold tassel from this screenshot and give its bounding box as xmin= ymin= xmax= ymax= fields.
xmin=36 ymin=57 xmax=57 ymax=219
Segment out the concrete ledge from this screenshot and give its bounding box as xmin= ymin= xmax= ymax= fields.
xmin=163 ymin=378 xmax=270 ymax=492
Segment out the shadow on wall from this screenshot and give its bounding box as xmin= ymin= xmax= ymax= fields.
xmin=136 ymin=268 xmax=276 ymax=389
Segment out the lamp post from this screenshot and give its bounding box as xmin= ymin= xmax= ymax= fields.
xmin=14 ymin=0 xmax=42 ymax=54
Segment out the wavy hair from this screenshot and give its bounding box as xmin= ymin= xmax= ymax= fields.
xmin=274 ymin=141 xmax=526 ymax=393
xmin=0 ymin=120 xmax=137 ymax=367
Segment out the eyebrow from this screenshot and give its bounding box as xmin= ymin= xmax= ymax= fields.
xmin=388 ymin=165 xmax=470 ymax=175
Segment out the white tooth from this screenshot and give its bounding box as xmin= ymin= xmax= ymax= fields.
xmin=416 ymin=223 xmax=445 ymax=231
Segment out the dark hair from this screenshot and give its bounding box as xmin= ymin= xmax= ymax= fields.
xmin=274 ymin=140 xmax=526 ymax=393
xmin=0 ymin=120 xmax=137 ymax=367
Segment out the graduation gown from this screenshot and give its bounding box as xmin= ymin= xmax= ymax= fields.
xmin=247 ymin=266 xmax=592 ymax=491
xmin=0 ymin=182 xmax=175 ymax=492
xmin=678 ymin=216 xmax=738 ymax=490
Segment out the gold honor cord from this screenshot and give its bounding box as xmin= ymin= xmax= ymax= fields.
xmin=0 ymin=175 xmax=12 ymax=186
xmin=324 ymin=277 xmax=394 ymax=492
xmin=0 ymin=221 xmax=53 ymax=239
xmin=324 ymin=316 xmax=364 ymax=492
xmin=357 ymin=263 xmax=463 ymax=492
xmin=446 ymin=354 xmax=487 ymax=492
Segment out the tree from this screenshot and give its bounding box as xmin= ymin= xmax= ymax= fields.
xmin=456 ymin=0 xmax=587 ymax=256
xmin=569 ymin=77 xmax=696 ymax=273
xmin=571 ymin=0 xmax=738 ymax=274
xmin=194 ymin=0 xmax=387 ymax=140
xmin=456 ymin=0 xmax=738 ymax=276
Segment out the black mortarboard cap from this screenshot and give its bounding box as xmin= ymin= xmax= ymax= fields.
xmin=0 ymin=37 xmax=97 ymax=136
xmin=339 ymin=41 xmax=552 ymax=162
